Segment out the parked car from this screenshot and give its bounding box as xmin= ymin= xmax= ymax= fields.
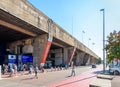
xmin=109 ymin=67 xmax=120 ymax=75
xmin=92 ymin=64 xmax=96 ymax=68
xmin=109 ymin=60 xmax=120 ymax=75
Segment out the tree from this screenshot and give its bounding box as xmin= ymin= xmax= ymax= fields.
xmin=97 ymin=57 xmax=102 ymax=64
xmin=106 ymin=30 xmax=120 ymax=63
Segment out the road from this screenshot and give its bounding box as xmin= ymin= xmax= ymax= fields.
xmin=0 ymin=65 xmax=102 ymax=87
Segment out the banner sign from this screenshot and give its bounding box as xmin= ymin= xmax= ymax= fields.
xmin=8 ymin=55 xmax=17 ymax=63
xmin=22 ymin=55 xmax=33 ymax=62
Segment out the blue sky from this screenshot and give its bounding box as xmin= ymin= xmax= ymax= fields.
xmin=28 ymin=0 xmax=120 ymax=59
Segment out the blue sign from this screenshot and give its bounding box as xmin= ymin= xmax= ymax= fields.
xmin=22 ymin=55 xmax=33 ymax=62
xmin=8 ymin=55 xmax=17 ymax=63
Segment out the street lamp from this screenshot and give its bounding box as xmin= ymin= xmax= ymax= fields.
xmin=82 ymin=30 xmax=85 ymax=43
xmin=88 ymin=38 xmax=91 ymax=48
xmin=92 ymin=42 xmax=95 ymax=51
xmin=100 ymin=9 xmax=106 ymax=73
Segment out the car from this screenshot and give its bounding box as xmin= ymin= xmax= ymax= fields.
xmin=92 ymin=64 xmax=96 ymax=68
xmin=109 ymin=60 xmax=120 ymax=75
xmin=109 ymin=67 xmax=120 ymax=75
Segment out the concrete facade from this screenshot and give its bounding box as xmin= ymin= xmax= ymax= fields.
xmin=0 ymin=0 xmax=99 ymax=66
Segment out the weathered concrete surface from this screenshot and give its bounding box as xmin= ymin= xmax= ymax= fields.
xmin=0 ymin=0 xmax=99 ymax=61
xmin=90 ymin=75 xmax=120 ymax=87
xmin=97 ymin=74 xmax=114 ymax=80
xmin=111 ymin=76 xmax=120 ymax=87
xmin=90 ymin=77 xmax=111 ymax=87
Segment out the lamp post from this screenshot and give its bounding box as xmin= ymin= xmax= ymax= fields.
xmin=82 ymin=30 xmax=85 ymax=43
xmin=92 ymin=42 xmax=95 ymax=51
xmin=100 ymin=9 xmax=106 ymax=73
xmin=88 ymin=38 xmax=91 ymax=48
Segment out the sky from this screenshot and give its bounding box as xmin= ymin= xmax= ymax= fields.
xmin=28 ymin=0 xmax=120 ymax=59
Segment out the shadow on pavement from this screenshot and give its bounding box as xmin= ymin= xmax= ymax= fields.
xmin=21 ymin=77 xmax=34 ymax=80
xmin=92 ymin=70 xmax=102 ymax=74
xmin=66 ymin=75 xmax=73 ymax=78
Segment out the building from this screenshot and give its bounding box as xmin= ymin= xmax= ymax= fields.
xmin=0 ymin=0 xmax=99 ymax=68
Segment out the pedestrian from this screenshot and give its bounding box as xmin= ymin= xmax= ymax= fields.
xmin=29 ymin=65 xmax=33 ymax=74
xmin=3 ymin=64 xmax=8 ymax=75
xmin=34 ymin=64 xmax=39 ymax=79
xmin=23 ymin=64 xmax=27 ymax=75
xmin=13 ymin=64 xmax=17 ymax=76
xmin=40 ymin=64 xmax=44 ymax=73
xmin=70 ymin=65 xmax=75 ymax=76
xmin=9 ymin=65 xmax=14 ymax=77
xmin=65 ymin=63 xmax=68 ymax=70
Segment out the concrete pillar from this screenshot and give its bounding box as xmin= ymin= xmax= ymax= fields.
xmin=93 ymin=57 xmax=98 ymax=64
xmin=63 ymin=47 xmax=69 ymax=65
xmin=75 ymin=51 xmax=85 ymax=66
xmin=79 ymin=52 xmax=85 ymax=65
xmin=68 ymin=47 xmax=73 ymax=61
xmin=90 ymin=56 xmax=97 ymax=65
xmin=89 ymin=56 xmax=92 ymax=65
xmin=76 ymin=52 xmax=80 ymax=66
xmin=22 ymin=44 xmax=33 ymax=53
xmin=90 ymin=56 xmax=95 ymax=64
xmin=86 ymin=55 xmax=91 ymax=65
xmin=83 ymin=54 xmax=89 ymax=65
xmin=33 ymin=34 xmax=48 ymax=65
xmin=63 ymin=47 xmax=74 ymax=66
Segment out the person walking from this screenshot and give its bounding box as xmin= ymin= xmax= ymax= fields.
xmin=70 ymin=65 xmax=75 ymax=76
xmin=29 ymin=65 xmax=33 ymax=74
xmin=34 ymin=64 xmax=39 ymax=79
xmin=13 ymin=64 xmax=17 ymax=76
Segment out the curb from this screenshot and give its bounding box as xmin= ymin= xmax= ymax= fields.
xmin=89 ymin=74 xmax=112 ymax=87
xmin=97 ymin=74 xmax=114 ymax=80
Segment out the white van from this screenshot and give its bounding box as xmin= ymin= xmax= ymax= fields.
xmin=109 ymin=60 xmax=120 ymax=75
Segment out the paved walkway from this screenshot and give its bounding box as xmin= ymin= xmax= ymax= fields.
xmin=50 ymin=65 xmax=102 ymax=87
xmin=111 ymin=76 xmax=120 ymax=87
xmin=0 ymin=67 xmax=100 ymax=87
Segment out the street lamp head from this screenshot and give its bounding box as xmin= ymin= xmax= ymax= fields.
xmin=89 ymin=38 xmax=91 ymax=40
xmin=92 ymin=43 xmax=95 ymax=45
xmin=82 ymin=30 xmax=85 ymax=33
xmin=100 ymin=9 xmax=104 ymax=11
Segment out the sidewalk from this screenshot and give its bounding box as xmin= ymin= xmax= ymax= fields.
xmin=50 ymin=65 xmax=102 ymax=87
xmin=2 ymin=65 xmax=119 ymax=87
xmin=90 ymin=73 xmax=120 ymax=87
xmin=111 ymin=76 xmax=120 ymax=87
xmin=0 ymin=66 xmax=90 ymax=79
xmin=1 ymin=71 xmax=29 ymax=79
xmin=90 ymin=74 xmax=113 ymax=87
xmin=0 ymin=66 xmax=92 ymax=87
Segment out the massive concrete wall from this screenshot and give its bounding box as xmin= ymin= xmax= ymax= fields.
xmin=33 ymin=34 xmax=48 ymax=65
xmin=0 ymin=0 xmax=99 ymax=59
